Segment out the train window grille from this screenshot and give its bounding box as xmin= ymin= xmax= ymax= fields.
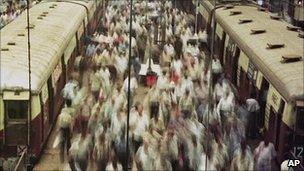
xmin=5 ymin=100 xmax=28 ymax=120
xmin=237 ymin=66 xmax=241 ymax=87
xmin=265 ymin=103 xmax=271 ymax=129
xmin=230 ymin=10 xmax=242 ymax=16
xmin=247 ymin=61 xmax=257 ymax=84
xmin=238 ymin=19 xmax=253 ymax=24
xmin=4 ymin=100 xmax=28 ymax=145
xmin=251 ymin=28 xmax=266 ymax=34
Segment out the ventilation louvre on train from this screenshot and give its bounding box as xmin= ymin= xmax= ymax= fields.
xmin=26 ymin=24 xmax=35 ymax=29
xmin=251 ymin=28 xmax=266 ymax=34
xmin=239 ymin=19 xmax=252 ymax=24
xmin=281 ymin=55 xmax=302 ymax=63
xmin=17 ymin=33 xmax=25 ymax=36
xmin=287 ymin=25 xmax=300 ymax=31
xmin=224 ymin=4 xmax=234 ymax=10
xmin=230 ymin=11 xmax=242 ymax=16
xmin=267 ymin=43 xmax=285 ymax=49
xmin=1 ymin=48 xmax=9 ymax=51
xmin=270 ymin=14 xmax=281 ymax=20
xmin=7 ymin=42 xmax=16 ymax=46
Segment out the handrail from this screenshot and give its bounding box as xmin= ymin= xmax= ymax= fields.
xmin=14 ymin=150 xmax=27 ymax=171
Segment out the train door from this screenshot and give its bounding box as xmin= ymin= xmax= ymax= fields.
xmin=268 ymin=101 xmax=285 ymax=149
xmin=52 ymin=59 xmax=64 ymax=119
xmin=268 ymin=106 xmax=276 ymax=142
xmin=47 ymin=78 xmax=54 ymax=123
xmin=224 ymin=37 xmax=236 ymax=81
xmin=239 ymin=68 xmax=250 ymax=102
xmin=40 ymin=82 xmax=50 ymax=143
xmin=219 ymin=33 xmax=226 ymax=65
xmin=232 ymin=47 xmax=240 ymax=86
xmin=275 ymin=101 xmax=285 ymax=149
xmin=3 ymin=96 xmax=28 ymax=146
xmin=61 ymin=55 xmax=67 ymax=84
xmin=39 ymin=94 xmax=44 ymax=143
xmin=258 ymin=78 xmax=269 ymax=128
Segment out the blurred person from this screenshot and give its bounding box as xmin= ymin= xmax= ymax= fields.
xmin=254 ymin=138 xmax=277 ymax=171
xmin=62 ymin=77 xmax=79 ymax=101
xmin=130 ymin=102 xmax=149 ymax=153
xmin=58 ymin=99 xmax=73 ymax=163
xmin=246 ymin=96 xmax=260 ymax=138
xmin=106 ymin=150 xmax=123 ymax=171
xmin=92 ymin=133 xmax=109 ymax=171
xmin=123 ymin=73 xmax=138 ymax=107
xmin=135 ymin=138 xmax=153 ymax=170
xmin=217 ymin=89 xmax=234 ymax=132
xmin=230 ymin=139 xmax=254 ymax=171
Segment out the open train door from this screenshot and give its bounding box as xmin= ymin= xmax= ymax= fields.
xmin=3 ymin=91 xmax=29 ymax=150
xmin=268 ymin=102 xmax=284 ymax=149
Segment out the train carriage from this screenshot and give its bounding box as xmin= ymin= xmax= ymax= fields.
xmin=193 ymin=0 xmax=304 ymax=166
xmin=0 ymin=0 xmax=104 ymax=159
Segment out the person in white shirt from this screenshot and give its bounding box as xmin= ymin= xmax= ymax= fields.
xmin=214 ymin=81 xmax=224 ymax=103
xmin=225 ymin=116 xmax=246 ymax=159
xmin=254 ymin=139 xmax=277 ymax=171
xmin=72 ymin=133 xmax=91 ymax=171
xmin=130 ymin=102 xmax=149 ymax=152
xmin=113 ymin=85 xmax=126 ymax=112
xmin=179 ymin=89 xmax=194 ymax=119
xmin=159 ymin=88 xmax=171 ymax=127
xmin=98 ymin=66 xmax=111 ymax=97
xmin=58 ymin=100 xmax=73 ymax=163
xmin=110 ymin=107 xmax=126 ymax=141
xmin=156 ymin=70 xmax=169 ymax=90
xmin=246 ymin=97 xmax=260 ymax=138
xmin=123 ymin=74 xmax=138 ymax=107
xmin=230 ymin=139 xmax=254 ymax=171
xmin=198 ymin=150 xmax=216 ymax=171
xmin=182 ymin=74 xmax=194 ymax=95
xmin=217 ymin=90 xmax=234 ymax=130
xmin=62 ymin=78 xmax=79 ymax=101
xmin=188 ymin=135 xmax=202 ymax=170
xmin=135 ymin=138 xmax=154 ymax=171
xmin=90 ymin=69 xmax=101 ymax=100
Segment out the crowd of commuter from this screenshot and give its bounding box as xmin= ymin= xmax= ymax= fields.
xmin=57 ymin=0 xmax=277 ymax=170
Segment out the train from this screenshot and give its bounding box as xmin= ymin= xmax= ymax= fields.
xmin=185 ymin=0 xmax=304 ymax=167
xmin=0 ymin=0 xmax=105 ymax=160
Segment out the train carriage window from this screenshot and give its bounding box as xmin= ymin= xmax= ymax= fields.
xmin=5 ymin=100 xmax=28 ymax=120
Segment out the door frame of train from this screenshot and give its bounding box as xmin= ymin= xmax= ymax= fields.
xmin=258 ymin=77 xmax=269 ymax=128
xmin=47 ymin=78 xmax=54 ymax=124
xmin=268 ymin=102 xmax=285 ymax=150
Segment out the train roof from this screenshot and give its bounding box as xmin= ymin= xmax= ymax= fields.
xmin=0 ymin=0 xmax=94 ymax=93
xmin=215 ymin=5 xmax=304 ymax=102
xmin=200 ymin=1 xmax=304 ymax=102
